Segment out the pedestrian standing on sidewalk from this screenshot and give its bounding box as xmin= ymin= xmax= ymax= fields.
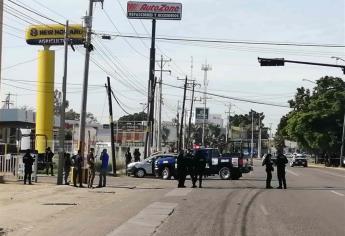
xmin=262 ymin=153 xmax=274 ymax=189
xmin=98 ymin=149 xmax=109 ymax=188
xmin=23 ymin=149 xmax=34 ymax=185
xmin=73 ymin=150 xmax=84 ymax=188
xmin=45 ymin=147 xmax=54 ymax=176
xmin=64 ymin=152 xmax=72 ymax=185
xmin=276 ymin=150 xmax=288 ymax=189
xmin=87 ymin=148 xmax=95 ymax=188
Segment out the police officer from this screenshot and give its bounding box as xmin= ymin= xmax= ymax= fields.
xmin=64 ymin=152 xmax=72 ymax=185
xmin=262 ymin=153 xmax=274 ymax=189
xmin=195 ymin=149 xmax=206 ymax=188
xmin=45 ymin=147 xmax=54 ymax=176
xmin=177 ymin=150 xmax=187 ymax=188
xmin=276 ymin=150 xmax=288 ymax=189
xmin=73 ymin=150 xmax=83 ymax=188
xmin=23 ymin=149 xmax=34 ymax=185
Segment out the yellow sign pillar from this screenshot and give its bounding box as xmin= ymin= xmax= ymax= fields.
xmin=35 ymin=48 xmax=55 ymax=153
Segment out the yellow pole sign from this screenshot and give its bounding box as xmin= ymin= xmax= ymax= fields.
xmin=25 ymin=24 xmax=85 ymax=46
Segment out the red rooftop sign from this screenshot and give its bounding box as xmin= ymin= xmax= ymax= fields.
xmin=127 ymin=1 xmax=182 ymax=20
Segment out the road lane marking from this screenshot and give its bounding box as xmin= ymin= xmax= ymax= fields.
xmin=331 ymin=191 xmax=345 ymax=197
xmin=286 ymin=169 xmax=300 ymax=176
xmin=312 ymin=169 xmax=345 ymax=178
xmin=165 ymin=188 xmax=192 ymax=197
xmin=107 ymin=202 xmax=177 ymax=236
xmin=260 ymin=205 xmax=269 ymax=216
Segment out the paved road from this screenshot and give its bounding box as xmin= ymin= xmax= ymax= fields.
xmin=154 ymin=160 xmax=345 ymax=236
xmin=1 ymin=161 xmax=344 ymax=236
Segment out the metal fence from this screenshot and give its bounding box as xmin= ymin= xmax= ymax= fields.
xmin=0 ymin=154 xmax=20 ymax=177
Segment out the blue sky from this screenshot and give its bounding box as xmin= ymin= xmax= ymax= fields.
xmin=1 ymin=0 xmax=344 ymax=131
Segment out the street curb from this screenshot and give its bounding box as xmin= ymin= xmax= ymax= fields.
xmin=308 ymin=163 xmax=345 ymax=172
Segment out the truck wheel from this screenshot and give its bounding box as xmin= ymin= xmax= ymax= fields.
xmin=219 ymin=167 xmax=231 ymax=180
xmin=162 ymin=167 xmax=171 ymax=180
xmin=135 ymin=169 xmax=145 ymax=178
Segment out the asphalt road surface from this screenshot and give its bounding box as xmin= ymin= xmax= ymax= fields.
xmin=154 ymin=160 xmax=345 ymax=236
xmin=1 ymin=160 xmax=344 ymax=236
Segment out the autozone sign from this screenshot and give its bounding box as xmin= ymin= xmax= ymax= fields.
xmin=127 ymin=1 xmax=182 ymax=20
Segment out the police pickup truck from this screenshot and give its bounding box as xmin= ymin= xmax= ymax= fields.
xmin=154 ymin=148 xmax=247 ymax=180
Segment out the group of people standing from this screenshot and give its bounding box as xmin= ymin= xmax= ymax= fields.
xmin=22 ymin=148 xmax=109 ymax=188
xmin=262 ymin=150 xmax=289 ymax=189
xmin=177 ymin=149 xmax=207 ymax=188
xmin=125 ymin=148 xmax=141 ymax=165
xmin=65 ymin=148 xmax=109 ymax=188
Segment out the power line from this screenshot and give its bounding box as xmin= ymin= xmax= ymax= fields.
xmin=7 ymin=0 xmax=64 ymax=25
xmin=161 ymin=82 xmax=290 ymax=108
xmin=93 ymin=32 xmax=345 ymax=48
xmin=102 ymin=9 xmax=148 ymax=58
xmin=110 ymin=88 xmax=130 ymax=115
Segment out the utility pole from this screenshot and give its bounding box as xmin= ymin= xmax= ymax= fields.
xmin=340 ymin=113 xmax=345 ymax=166
xmin=144 ymin=18 xmax=157 ymax=158
xmin=0 ymin=0 xmax=3 ymax=93
xmin=187 ymin=81 xmax=196 ymax=148
xmin=179 ymin=76 xmax=188 ymax=151
xmin=57 ymin=21 xmax=69 ymax=185
xmin=155 ymin=55 xmax=171 ymax=151
xmin=269 ymin=123 xmax=272 ymax=154
xmin=251 ymin=110 xmax=254 ymax=160
xmin=106 ymin=77 xmax=116 ymax=176
xmin=79 ymin=0 xmax=99 ymax=158
xmin=225 ymin=104 xmax=232 ymax=143
xmin=258 ymin=114 xmax=263 ymax=159
xmin=201 ymin=63 xmax=211 ymax=146
xmin=176 ymin=101 xmax=180 ymax=151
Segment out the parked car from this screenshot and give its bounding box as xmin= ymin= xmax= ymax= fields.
xmin=290 ymin=154 xmax=308 ymax=167
xmin=127 ymin=153 xmax=174 ymax=178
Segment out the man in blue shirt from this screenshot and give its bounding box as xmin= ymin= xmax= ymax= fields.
xmin=98 ymin=149 xmax=109 ymax=187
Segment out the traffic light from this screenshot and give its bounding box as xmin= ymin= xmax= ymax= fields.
xmin=258 ymin=57 xmax=285 ymax=66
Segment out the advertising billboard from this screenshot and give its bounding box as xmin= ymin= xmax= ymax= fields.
xmin=127 ymin=1 xmax=182 ymax=20
xmin=195 ymin=107 xmax=209 ymax=124
xmin=25 ymin=24 xmax=85 ymax=46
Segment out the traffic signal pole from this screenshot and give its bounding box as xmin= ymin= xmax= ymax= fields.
xmin=258 ymin=57 xmax=345 ymax=74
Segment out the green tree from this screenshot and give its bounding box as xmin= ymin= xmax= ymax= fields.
xmin=277 ymin=76 xmax=345 ymax=155
xmin=118 ymin=112 xmax=147 ymax=122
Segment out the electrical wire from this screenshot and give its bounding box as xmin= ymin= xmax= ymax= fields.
xmin=110 ymin=88 xmax=130 ymax=115
xmin=7 ymin=0 xmax=64 ymax=25
xmin=94 ymin=32 xmax=345 ymax=48
xmin=103 ymin=9 xmax=148 ymax=59
xmin=161 ymin=82 xmax=289 ymax=108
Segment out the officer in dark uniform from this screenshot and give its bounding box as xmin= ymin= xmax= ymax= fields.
xmin=177 ymin=150 xmax=187 ymax=188
xmin=23 ymin=149 xmax=34 ymax=185
xmin=195 ymin=149 xmax=207 ymax=188
xmin=45 ymin=147 xmax=54 ymax=176
xmin=64 ymin=152 xmax=72 ymax=185
xmin=184 ymin=149 xmax=195 ymax=188
xmin=262 ymin=153 xmax=274 ymax=189
xmin=276 ymin=150 xmax=288 ymax=189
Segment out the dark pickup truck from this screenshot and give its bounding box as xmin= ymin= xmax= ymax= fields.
xmin=155 ymin=148 xmax=249 ymax=180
